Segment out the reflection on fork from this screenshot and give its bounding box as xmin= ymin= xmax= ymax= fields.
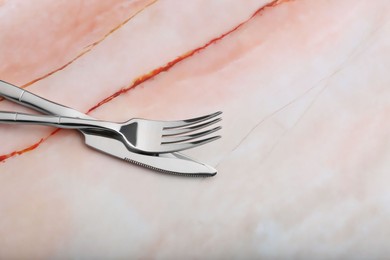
xmin=0 ymin=110 xmax=222 ymax=154
xmin=0 ymin=80 xmax=222 ymax=154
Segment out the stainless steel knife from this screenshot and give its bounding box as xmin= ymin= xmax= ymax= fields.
xmin=0 ymin=80 xmax=217 ymax=176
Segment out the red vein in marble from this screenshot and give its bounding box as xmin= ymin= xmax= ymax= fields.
xmin=87 ymin=0 xmax=292 ymax=112
xmin=0 ymin=129 xmax=60 ymax=162
xmin=0 ymin=0 xmax=292 ymax=163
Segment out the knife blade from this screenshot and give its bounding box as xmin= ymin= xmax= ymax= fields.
xmin=82 ymin=129 xmax=216 ymax=176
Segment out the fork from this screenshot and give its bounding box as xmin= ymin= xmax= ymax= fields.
xmin=0 ymin=110 xmax=221 ymax=154
xmin=0 ymin=80 xmax=222 ymax=154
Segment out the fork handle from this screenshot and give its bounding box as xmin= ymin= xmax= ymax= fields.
xmin=0 ymin=111 xmax=117 ymax=130
xmin=0 ymin=80 xmax=89 ymax=118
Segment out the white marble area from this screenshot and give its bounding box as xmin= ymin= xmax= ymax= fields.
xmin=0 ymin=0 xmax=390 ymax=258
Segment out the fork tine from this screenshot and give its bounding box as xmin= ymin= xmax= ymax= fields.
xmin=162 ymin=111 xmax=222 ymax=129
xmin=160 ymin=135 xmax=221 ymax=153
xmin=162 ymin=126 xmax=221 ymax=144
xmin=162 ymin=118 xmax=222 ymax=136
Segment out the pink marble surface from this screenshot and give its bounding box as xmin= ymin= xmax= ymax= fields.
xmin=1 ymin=0 xmax=390 ymax=258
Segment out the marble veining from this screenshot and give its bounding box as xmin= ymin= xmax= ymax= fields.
xmin=1 ymin=0 xmax=390 ymax=258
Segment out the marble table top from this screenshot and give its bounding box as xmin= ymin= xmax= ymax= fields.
xmin=1 ymin=0 xmax=390 ymax=258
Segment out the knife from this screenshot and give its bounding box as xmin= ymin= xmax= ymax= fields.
xmin=0 ymin=80 xmax=217 ymax=176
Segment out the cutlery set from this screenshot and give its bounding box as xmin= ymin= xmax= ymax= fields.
xmin=0 ymin=80 xmax=222 ymax=176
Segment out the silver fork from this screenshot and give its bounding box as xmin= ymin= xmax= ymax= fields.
xmin=0 ymin=81 xmax=222 ymax=154
xmin=0 ymin=111 xmax=221 ymax=154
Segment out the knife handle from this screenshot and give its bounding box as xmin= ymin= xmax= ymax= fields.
xmin=0 ymin=80 xmax=89 ymax=119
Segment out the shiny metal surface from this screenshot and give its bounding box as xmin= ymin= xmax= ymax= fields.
xmin=82 ymin=130 xmax=217 ymax=176
xmin=0 ymin=80 xmax=218 ymax=176
xmin=0 ymin=80 xmax=221 ymax=154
